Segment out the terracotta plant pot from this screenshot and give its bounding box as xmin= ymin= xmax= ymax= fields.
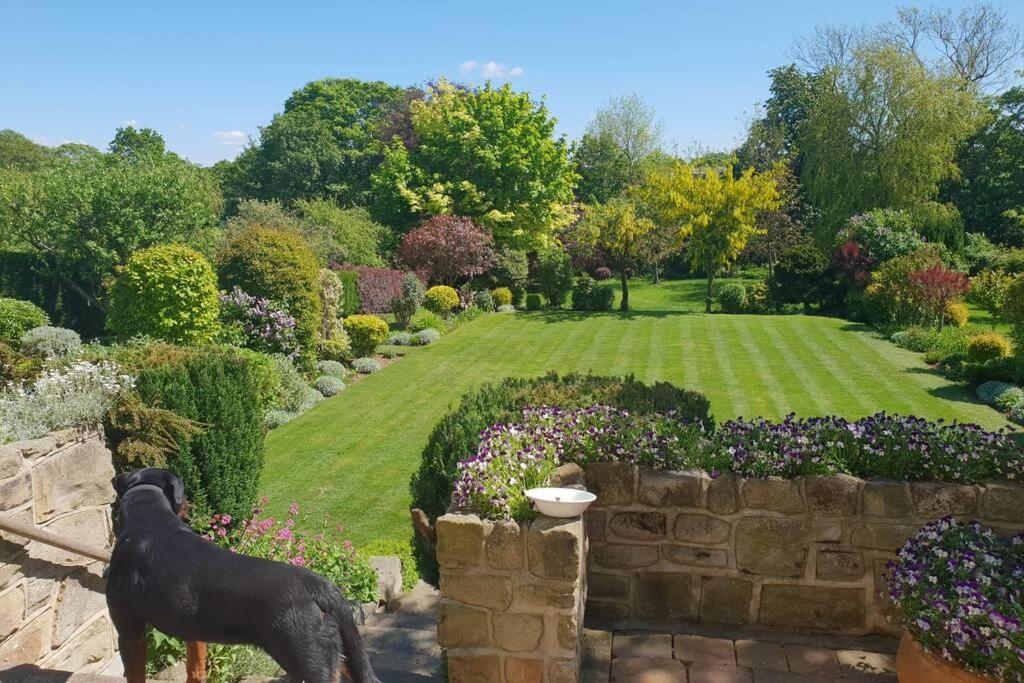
xmin=896 ymin=632 xmax=995 ymax=683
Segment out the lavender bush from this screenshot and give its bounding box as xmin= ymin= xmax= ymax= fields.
xmin=219 ymin=286 xmax=299 ymax=357
xmin=887 ymin=518 xmax=1024 ymax=678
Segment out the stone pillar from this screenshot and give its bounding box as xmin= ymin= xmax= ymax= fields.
xmin=436 ymin=512 xmax=586 ymax=682
xmin=0 ymin=428 xmax=118 ymax=675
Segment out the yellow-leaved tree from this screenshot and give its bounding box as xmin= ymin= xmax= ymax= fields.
xmin=635 ymin=162 xmax=782 ymax=312
xmin=576 ymin=199 xmax=657 ymax=311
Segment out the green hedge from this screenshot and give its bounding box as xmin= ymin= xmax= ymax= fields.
xmin=336 ymin=269 xmax=360 ymax=317
xmin=410 ymin=372 xmax=712 ymax=584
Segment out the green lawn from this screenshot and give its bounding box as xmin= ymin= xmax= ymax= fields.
xmin=262 ymin=278 xmax=1007 ymax=545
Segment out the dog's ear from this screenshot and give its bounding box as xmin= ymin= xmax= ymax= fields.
xmin=111 ymin=472 xmax=133 ymax=498
xmin=160 ymin=470 xmax=186 ymax=515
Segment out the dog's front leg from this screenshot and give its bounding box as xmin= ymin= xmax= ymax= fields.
xmin=186 ymin=641 xmax=207 ymax=683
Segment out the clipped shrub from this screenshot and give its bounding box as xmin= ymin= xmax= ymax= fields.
xmin=314 ymin=375 xmax=345 ymax=397
xmin=316 ymin=360 xmax=347 ymax=378
xmin=492 ymin=287 xmax=513 ymax=307
xmin=334 ymin=265 xmax=404 ymax=314
xmin=891 ymin=327 xmax=939 ymax=353
xmin=386 ymin=332 xmax=414 ymax=346
xmin=415 ymin=328 xmax=442 ymax=345
xmin=593 ymin=266 xmax=612 ymax=281
xmin=967 ymin=332 xmax=1012 ymax=364
xmin=745 ymin=282 xmax=771 ymax=313
xmin=106 ymin=245 xmax=221 ymax=345
xmin=526 ymin=293 xmax=543 ymax=310
xmin=265 ymin=410 xmax=297 ymax=430
xmin=352 ymin=357 xmax=380 ymax=374
xmin=921 ymin=327 xmax=970 ymax=365
xmin=535 ymin=246 xmax=574 ymax=307
xmin=335 ymin=269 xmax=360 ymax=316
xmin=19 ymin=326 xmax=82 ymax=359
xmin=571 ymin=275 xmax=614 ymax=311
xmin=408 ymin=310 xmax=449 ymax=334
xmin=391 ymin=273 xmax=425 ymax=328
xmin=318 ymin=268 xmax=344 ymax=341
xmin=718 ymin=283 xmax=747 ymax=313
xmin=977 ymin=381 xmax=1016 ymax=405
xmin=472 ymin=290 xmax=495 ymax=312
xmin=1004 ymin=276 xmax=1024 ymax=347
xmin=297 ymin=386 xmax=324 ymax=412
xmin=424 ymin=286 xmax=459 ymax=315
xmin=993 ymin=387 xmax=1024 ymax=411
xmin=342 ymin=314 xmax=389 ymax=357
xmin=769 ymin=242 xmax=831 ymax=310
xmin=318 ymin=327 xmax=351 ymax=362
xmin=497 ymin=304 xmax=516 ymax=313
xmin=217 ymin=227 xmax=321 ymax=360
xmin=0 ymin=298 xmax=48 ymax=341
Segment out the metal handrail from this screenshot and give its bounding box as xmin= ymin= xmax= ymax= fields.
xmin=0 ymin=515 xmax=111 ymax=563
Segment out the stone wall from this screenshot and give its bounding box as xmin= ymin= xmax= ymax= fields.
xmin=583 ymin=463 xmax=1024 ymax=635
xmin=435 ymin=513 xmax=586 ymax=683
xmin=0 ymin=428 xmax=118 ymax=674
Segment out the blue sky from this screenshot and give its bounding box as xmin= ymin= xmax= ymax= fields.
xmin=3 ymin=1 xmax=1021 ymax=166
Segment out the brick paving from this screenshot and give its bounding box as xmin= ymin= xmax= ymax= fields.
xmin=584 ymin=628 xmax=898 ymax=682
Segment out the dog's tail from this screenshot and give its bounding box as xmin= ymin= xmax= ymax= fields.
xmin=319 ymin=586 xmax=380 ymax=683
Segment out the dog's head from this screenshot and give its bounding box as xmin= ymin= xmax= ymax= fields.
xmin=112 ymin=468 xmax=186 ymax=516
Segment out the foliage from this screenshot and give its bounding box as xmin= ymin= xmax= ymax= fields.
xmin=0 ymin=361 xmax=134 ymax=445
xmin=993 ymin=387 xmax=1024 ymax=412
xmin=967 ymin=332 xmax=1013 ymax=364
xmin=717 ymin=283 xmax=747 ymax=313
xmin=265 ymin=410 xmax=297 ymax=430
xmin=977 ymin=381 xmax=1017 ymax=405
xmin=769 ymin=242 xmax=831 ymax=309
xmin=314 ymin=375 xmax=345 ymax=397
xmin=317 ymin=328 xmax=351 ymax=363
xmin=585 ymin=93 xmax=663 ymax=167
xmin=342 ymin=315 xmax=388 ymax=357
xmin=316 ymin=360 xmax=347 ymax=378
xmin=908 ymin=264 xmax=970 ymax=330
xmin=217 ymin=286 xmax=298 ymax=357
xmin=908 ymin=201 xmax=965 ymax=250
xmin=887 ymin=519 xmax=1024 ymax=680
xmin=452 ymin=306 xmax=486 ymax=327
xmin=848 ymin=209 xmax=923 ymax=262
xmin=294 ymin=201 xmax=389 ymax=267
xmin=352 ymin=357 xmax=380 ymax=374
xmin=832 ymin=239 xmax=875 ymax=288
xmin=891 ymin=327 xmax=940 ymax=353
xmin=470 ymin=290 xmax=494 ymax=312
xmin=423 ymin=285 xmax=460 ymax=316
xmin=525 ymin=293 xmax=543 ymax=311
xmin=0 ymin=298 xmax=49 ymax=340
xmin=0 ymin=341 xmax=41 ymax=385
xmin=335 ymin=269 xmax=360 ymax=316
xmin=318 ymin=268 xmax=343 ymax=339
xmin=862 ymin=247 xmax=944 ymax=328
xmin=217 ymin=227 xmax=321 ymax=362
xmin=19 ymin=326 xmax=81 ymax=359
xmin=390 ymin=273 xmax=425 ymax=328
xmin=333 ymin=265 xmax=404 ymax=315
xmin=369 ymin=79 xmax=577 ymax=246
xmin=0 ymin=129 xmax=54 ymax=171
xmin=492 ymin=287 xmax=513 ymax=307
xmin=535 ymin=246 xmax=574 ymax=308
xmin=570 ymin=132 xmax=635 ymax=204
xmin=414 ymin=328 xmax=442 ymax=345
xmin=571 ymin=275 xmax=615 ymax=312
xmin=969 ymin=269 xmax=1016 ymax=324
xmin=358 ymin=539 xmax=419 ymax=592
xmin=1002 ymin=276 xmax=1024 ymax=347
xmin=576 ymin=200 xmax=656 ymax=310
xmin=104 ymin=390 xmax=205 ymax=468
xmin=593 ymin=266 xmax=612 ymax=281
xmin=485 ymin=247 xmax=529 ymax=305
xmin=386 ymin=332 xmax=413 ymax=346
xmin=129 ymin=345 xmax=269 ymax=521
xmin=944 ymin=302 xmax=969 ymax=328
xmin=226 ymin=198 xmax=301 ymax=235
xmin=397 ymin=216 xmax=494 ymax=285
xmin=408 ymin=310 xmax=449 ymax=335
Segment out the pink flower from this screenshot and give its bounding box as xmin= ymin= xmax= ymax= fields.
xmin=289 ymin=502 xmax=300 ymax=515
xmin=343 ymin=540 xmax=353 ymax=551
xmin=277 ymin=528 xmax=293 ymax=541
xmin=216 ymin=527 xmax=227 ymax=538
xmin=288 ymin=556 xmax=306 ymax=567
xmin=260 ymin=496 xmax=269 ymax=505
xmin=286 ymin=518 xmax=295 ymax=527
xmin=221 ymin=514 xmax=232 ymax=525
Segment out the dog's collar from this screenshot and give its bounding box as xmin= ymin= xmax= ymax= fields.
xmin=121 ymin=483 xmax=166 ymax=500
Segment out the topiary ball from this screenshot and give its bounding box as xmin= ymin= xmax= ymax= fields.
xmin=316 ymin=360 xmax=348 ymax=378
xmin=352 ymin=357 xmax=381 ymax=374
xmin=19 ymin=326 xmax=83 ymax=359
xmin=424 ymin=285 xmax=460 ymax=315
xmin=415 ymin=328 xmax=442 ymax=345
xmin=718 ymin=283 xmax=747 ymax=314
xmin=314 ymin=375 xmax=345 ymax=397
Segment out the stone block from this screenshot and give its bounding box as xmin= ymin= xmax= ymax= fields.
xmin=528 ymin=517 xmax=581 ymax=580
xmin=492 ymin=612 xmax=543 ymax=651
xmin=816 ymin=550 xmax=865 ymax=581
xmin=447 ymin=655 xmax=500 ymax=683
xmin=851 ymin=522 xmax=918 ymax=551
xmin=591 ymin=543 xmax=658 ymax=569
xmin=637 ymin=468 xmax=702 ymax=507
xmin=734 ymin=517 xmax=839 ymax=577
xmin=557 ymin=612 xmax=577 ymax=649
xmin=437 ymin=600 xmax=490 ymax=648
xmin=784 ymin=644 xmax=841 ymax=677
xmin=609 ymin=512 xmax=666 ymax=540
xmin=0 ymin=471 xmax=32 ymax=512
xmin=1 ymin=507 xmax=33 ymax=547
xmin=911 ymin=482 xmax=978 ymax=517
xmin=53 ymin=567 xmax=107 ymax=646
xmin=435 ymin=514 xmax=485 ymax=568
xmin=548 ymin=659 xmax=578 ymax=683
xmin=26 ymin=578 xmax=55 ymax=615
xmin=549 ymin=462 xmax=584 ymax=487
xmin=439 ymin=573 xmax=512 ymax=611
xmin=633 ymin=572 xmax=692 ymax=620
xmin=0 ymin=584 xmax=25 ymax=640
xmin=368 ymin=556 xmax=402 ymax=603
xmin=32 ymin=509 xmax=110 ymax=568
xmin=707 ymin=472 xmax=740 ymax=514
xmin=983 ymin=483 xmax=1024 ymax=523
xmin=585 ymin=462 xmax=636 ymax=506
xmin=611 ymin=657 xmax=685 ymax=682
xmin=31 ymin=438 xmax=114 ymax=523
xmin=586 ymin=510 xmax=606 ymax=541
xmin=41 ymin=615 xmax=114 ymax=673
xmin=613 ymin=633 xmax=673 ymax=658
xmin=0 ymin=555 xmax=25 ymax=591
xmin=505 ymin=657 xmax=544 ymax=683
xmin=517 ymin=580 xmax=576 ymax=609
xmin=758 ymin=584 xmax=866 ymax=631
xmin=50 ymin=428 xmax=82 ymax=447
xmin=16 ymin=436 xmax=56 ymax=460
xmin=0 ymin=444 xmax=21 ymax=479
xmin=861 ymin=480 xmax=915 ymax=517
xmin=673 ymin=513 xmax=730 ymax=545
xmin=741 ymin=478 xmax=803 ymax=513
xmin=698 ymin=576 xmax=751 ymax=626
xmin=735 ymin=640 xmax=787 ymax=672
xmin=486 ymin=520 xmax=524 ymax=570
xmin=0 ymin=607 xmax=52 ymax=665
xmin=803 ymin=474 xmax=860 ymax=516
xmin=586 ymin=600 xmax=629 ymax=620
xmin=674 ymin=634 xmax=736 ymax=665
xmin=589 ymin=573 xmax=630 ymax=600
xmin=661 ymin=544 xmax=728 ymax=568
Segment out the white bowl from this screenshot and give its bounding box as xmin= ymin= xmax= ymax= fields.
xmin=525 ymin=487 xmax=597 ymax=518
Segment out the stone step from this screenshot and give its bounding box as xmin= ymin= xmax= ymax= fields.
xmin=388 ymin=581 xmax=440 ymax=615
xmin=368 ymin=649 xmax=441 ymax=680
xmin=0 ymin=667 xmax=157 ymax=683
xmin=360 ymin=626 xmax=440 ymax=658
xmin=363 ymin=610 xmax=436 ymax=632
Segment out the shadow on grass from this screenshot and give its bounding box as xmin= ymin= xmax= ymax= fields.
xmin=518 ymin=308 xmax=697 ymax=323
xmin=926 ymin=383 xmax=989 ymax=407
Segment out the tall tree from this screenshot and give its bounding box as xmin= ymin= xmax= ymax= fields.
xmin=586 ymin=93 xmax=664 ymax=168
xmin=0 ymin=129 xmax=53 ymax=171
xmin=570 ymin=132 xmax=635 ymax=203
xmin=576 ymin=200 xmax=657 ymax=311
xmin=109 ymin=126 xmax=166 ymax=160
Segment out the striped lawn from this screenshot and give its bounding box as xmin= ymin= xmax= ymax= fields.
xmin=262 ymin=279 xmax=1006 ymax=545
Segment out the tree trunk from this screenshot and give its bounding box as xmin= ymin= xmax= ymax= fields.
xmin=620 ymin=271 xmax=630 ymax=312
xmin=705 ymin=270 xmax=714 ymax=313
xmin=652 ymin=262 xmax=660 ymax=285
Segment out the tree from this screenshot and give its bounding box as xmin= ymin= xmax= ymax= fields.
xmin=577 ymin=200 xmax=658 ymax=311
xmin=736 ymin=66 xmax=820 ymax=172
xmin=769 ymin=242 xmax=833 ymax=311
xmin=740 ymin=165 xmax=813 ymax=275
xmin=635 ymin=162 xmax=781 ymax=312
xmin=0 ymin=129 xmax=52 ymax=171
xmin=800 ymin=46 xmax=986 ymax=232
xmin=397 ymin=215 xmax=495 ymax=285
xmin=586 ymin=93 xmax=663 ymax=167
xmin=969 ymin=269 xmax=1015 ymax=325
xmin=570 ymin=132 xmax=635 ymax=203
xmin=294 ymin=200 xmax=390 ymax=267
xmin=370 ymin=79 xmax=577 ymax=247
xmin=909 ymin=263 xmax=970 ymax=329
xmin=109 ymin=126 xmax=166 ymax=160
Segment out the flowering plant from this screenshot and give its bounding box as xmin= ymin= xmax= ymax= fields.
xmin=204 ymin=498 xmax=378 ymax=604
xmin=887 ymin=518 xmax=1024 ymax=678
xmin=219 ymin=286 xmax=299 ymax=358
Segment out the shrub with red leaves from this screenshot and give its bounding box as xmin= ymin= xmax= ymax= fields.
xmin=333 ymin=264 xmax=406 ymax=314
xmin=909 ymin=263 xmax=970 ymax=329
xmin=832 ymin=239 xmax=875 ymax=287
xmin=397 ymin=215 xmax=495 ymax=285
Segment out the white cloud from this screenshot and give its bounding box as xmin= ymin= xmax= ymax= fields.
xmin=32 ymin=136 xmax=74 ymax=148
xmin=213 ymin=130 xmax=247 ymax=146
xmin=459 ymin=60 xmax=525 ymax=79
xmin=122 ymin=119 xmax=138 ymax=127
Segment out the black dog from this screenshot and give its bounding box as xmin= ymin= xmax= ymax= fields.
xmin=107 ymin=468 xmax=380 ymax=683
